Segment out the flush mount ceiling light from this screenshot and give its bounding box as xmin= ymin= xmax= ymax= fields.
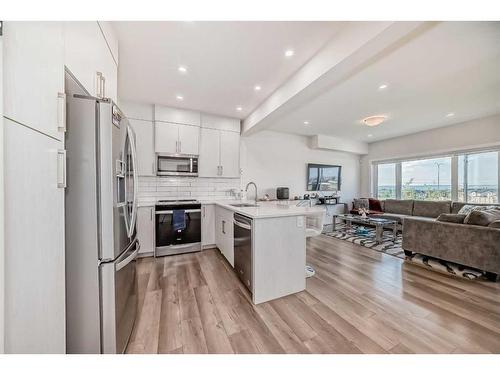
xmin=362 ymin=115 xmax=387 ymax=127
xmin=284 ymin=49 xmax=295 ymax=57
xmin=178 ymin=66 xmax=187 ymax=73
xmin=176 ymin=95 xmax=184 ymax=100
xmin=254 ymin=85 xmax=261 ymax=91
xmin=236 ymin=106 xmax=243 ymax=111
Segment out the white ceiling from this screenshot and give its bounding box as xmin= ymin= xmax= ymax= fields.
xmin=267 ymin=22 xmax=500 ymax=142
xmin=113 ymin=21 xmax=342 ymax=118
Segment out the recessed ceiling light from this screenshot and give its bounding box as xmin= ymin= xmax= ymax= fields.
xmin=176 ymin=95 xmax=184 ymax=100
xmin=367 ymin=134 xmax=373 ymax=138
xmin=284 ymin=49 xmax=295 ymax=57
xmin=254 ymin=85 xmax=261 ymax=91
xmin=303 ymin=121 xmax=310 ymax=125
xmin=178 ymin=66 xmax=187 ymax=73
xmin=236 ymin=106 xmax=243 ymax=111
xmin=378 ymin=84 xmax=388 ymax=90
xmin=446 ymin=112 xmax=455 ymax=117
xmin=362 ymin=115 xmax=387 ymax=127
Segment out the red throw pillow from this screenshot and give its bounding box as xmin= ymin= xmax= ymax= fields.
xmin=369 ymin=198 xmax=383 ymax=212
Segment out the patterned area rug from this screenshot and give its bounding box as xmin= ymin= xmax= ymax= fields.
xmin=323 ymin=223 xmax=405 ymax=259
xmin=323 ymin=223 xmax=485 ymax=280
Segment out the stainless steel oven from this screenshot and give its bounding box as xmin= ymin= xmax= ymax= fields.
xmin=155 ymin=200 xmax=202 ymax=256
xmin=157 ymin=154 xmax=198 ymax=176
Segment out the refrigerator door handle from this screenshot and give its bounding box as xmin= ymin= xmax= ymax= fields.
xmin=116 ymin=242 xmax=140 ymax=272
xmin=127 ymin=125 xmax=139 ymax=238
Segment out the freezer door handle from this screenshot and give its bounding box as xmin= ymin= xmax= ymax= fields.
xmin=116 ymin=241 xmax=140 ymax=272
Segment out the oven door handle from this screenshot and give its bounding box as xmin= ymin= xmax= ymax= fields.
xmin=155 ymin=209 xmax=201 ymax=214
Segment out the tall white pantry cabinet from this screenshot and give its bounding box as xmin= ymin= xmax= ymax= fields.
xmin=2 ymin=21 xmax=119 ymax=353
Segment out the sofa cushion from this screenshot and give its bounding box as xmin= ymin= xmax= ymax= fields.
xmin=464 ymin=209 xmax=500 ymax=226
xmin=368 ymin=198 xmax=383 ymax=212
xmin=384 ymin=199 xmax=414 ymax=215
xmin=489 ymin=220 xmax=500 ymax=229
xmin=353 ymin=198 xmax=369 ymax=210
xmin=437 ymin=213 xmax=466 ymax=224
xmin=413 ymin=200 xmax=451 ymax=218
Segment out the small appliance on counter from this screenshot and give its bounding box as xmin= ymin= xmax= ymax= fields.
xmin=276 ymin=187 xmax=289 ymax=200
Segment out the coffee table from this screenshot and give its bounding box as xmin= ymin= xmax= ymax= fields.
xmin=332 ymin=214 xmax=398 ymax=244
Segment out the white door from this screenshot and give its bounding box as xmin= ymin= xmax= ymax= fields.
xmin=201 ymin=204 xmax=216 ymax=247
xmin=137 ymin=206 xmax=154 ymax=255
xmin=199 ymin=127 xmax=220 ymax=177
xmin=4 ymin=119 xmax=66 ymax=353
xmin=129 ymin=119 xmax=155 ymax=176
xmin=220 ymin=131 xmax=240 ymax=178
xmin=178 ymin=124 xmax=200 ymax=155
xmin=155 ymin=122 xmax=178 ymax=153
xmin=3 ymin=22 xmax=65 ymax=141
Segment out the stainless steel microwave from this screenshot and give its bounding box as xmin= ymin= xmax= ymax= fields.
xmin=157 ymin=154 xmax=199 ymax=176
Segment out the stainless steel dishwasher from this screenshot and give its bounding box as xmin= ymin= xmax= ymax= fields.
xmin=233 ymin=213 xmax=253 ymax=293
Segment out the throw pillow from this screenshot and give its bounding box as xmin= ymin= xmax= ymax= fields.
xmin=489 ymin=220 xmax=500 ymax=229
xmin=368 ymin=198 xmax=383 ymax=212
xmin=353 ymin=198 xmax=369 ymax=210
xmin=437 ymin=213 xmax=466 ymax=224
xmin=464 ymin=209 xmax=500 ymax=226
xmin=458 ymin=204 xmax=498 ymax=215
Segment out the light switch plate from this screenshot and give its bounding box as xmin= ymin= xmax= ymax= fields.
xmin=297 ymin=216 xmax=304 ymax=228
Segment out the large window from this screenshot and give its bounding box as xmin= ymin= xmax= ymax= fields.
xmin=458 ymin=151 xmax=498 ymax=204
xmin=376 ymin=163 xmax=396 ymax=199
xmin=375 ymin=150 xmax=499 ymax=202
xmin=401 ymin=157 xmax=451 ymax=201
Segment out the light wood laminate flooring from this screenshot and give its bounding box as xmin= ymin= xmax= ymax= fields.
xmin=126 ymin=235 xmax=500 ymax=354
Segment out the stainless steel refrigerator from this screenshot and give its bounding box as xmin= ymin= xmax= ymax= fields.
xmin=65 ymin=72 xmax=139 ymax=353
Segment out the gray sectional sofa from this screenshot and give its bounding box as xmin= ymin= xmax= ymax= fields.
xmin=369 ymin=199 xmax=500 ymax=281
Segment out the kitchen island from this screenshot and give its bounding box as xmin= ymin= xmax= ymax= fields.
xmin=206 ymin=200 xmax=325 ymax=304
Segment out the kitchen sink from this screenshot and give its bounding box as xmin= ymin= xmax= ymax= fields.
xmin=230 ymin=203 xmax=259 ymax=208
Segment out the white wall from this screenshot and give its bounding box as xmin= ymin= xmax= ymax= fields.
xmin=360 ymin=114 xmax=500 ymax=196
xmin=240 ymin=130 xmax=361 ymax=205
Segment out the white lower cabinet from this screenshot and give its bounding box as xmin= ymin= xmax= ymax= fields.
xmin=201 ymin=204 xmax=216 ymax=248
xmin=4 ymin=119 xmax=66 ymax=353
xmin=215 ymin=206 xmax=234 ymax=266
xmin=129 ymin=119 xmax=155 ymax=176
xmin=137 ymin=206 xmax=155 ymax=256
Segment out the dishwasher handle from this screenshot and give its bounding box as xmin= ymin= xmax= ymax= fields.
xmin=234 ymin=214 xmax=252 ymax=230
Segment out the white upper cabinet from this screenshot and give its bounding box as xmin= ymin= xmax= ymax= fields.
xmin=199 ymin=128 xmax=240 ymax=178
xmin=64 ymin=22 xmax=118 ymax=103
xmin=220 ymin=131 xmax=240 ymax=178
xmin=129 ymin=119 xmax=155 ymax=176
xmin=199 ymin=128 xmax=221 ymax=177
xmin=155 ymin=122 xmax=179 ymax=154
xmin=155 ymin=105 xmax=200 ymax=126
xmin=3 ymin=22 xmax=65 ymax=141
xmin=155 ymin=122 xmax=200 ymax=155
xmin=178 ymin=124 xmax=200 ymax=155
xmin=201 ymin=113 xmax=240 ymax=133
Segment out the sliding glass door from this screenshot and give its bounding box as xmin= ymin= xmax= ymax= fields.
xmin=458 ymin=151 xmax=498 ymax=204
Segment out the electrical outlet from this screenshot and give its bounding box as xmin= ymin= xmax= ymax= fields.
xmin=297 ymin=216 xmax=304 ymax=228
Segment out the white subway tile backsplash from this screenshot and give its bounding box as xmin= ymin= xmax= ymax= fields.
xmin=137 ymin=176 xmax=241 ymax=203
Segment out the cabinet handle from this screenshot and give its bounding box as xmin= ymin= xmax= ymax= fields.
xmin=220 ymin=165 xmax=223 ymax=176
xmin=101 ymin=76 xmax=106 ymax=99
xmin=152 ymin=161 xmax=155 ymax=175
xmin=151 ymin=207 xmax=153 ymax=221
xmin=179 ymin=141 xmax=182 ymax=153
xmin=202 ymin=206 xmax=206 ymax=218
xmin=222 ymin=220 xmax=225 ymax=234
xmin=96 ymin=72 xmax=103 ymax=98
xmin=57 ymin=92 xmax=66 ymax=133
xmin=57 ymin=149 xmax=67 ymax=189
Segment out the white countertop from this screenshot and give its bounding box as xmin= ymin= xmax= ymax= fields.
xmin=138 ymin=199 xmax=325 ymax=219
xmin=207 ymin=200 xmax=325 ymax=219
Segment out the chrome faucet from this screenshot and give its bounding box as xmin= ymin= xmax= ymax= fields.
xmin=245 ymin=182 xmax=258 ymax=205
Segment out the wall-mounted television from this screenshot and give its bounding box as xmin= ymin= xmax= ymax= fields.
xmin=306 ymin=163 xmax=341 ymax=192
